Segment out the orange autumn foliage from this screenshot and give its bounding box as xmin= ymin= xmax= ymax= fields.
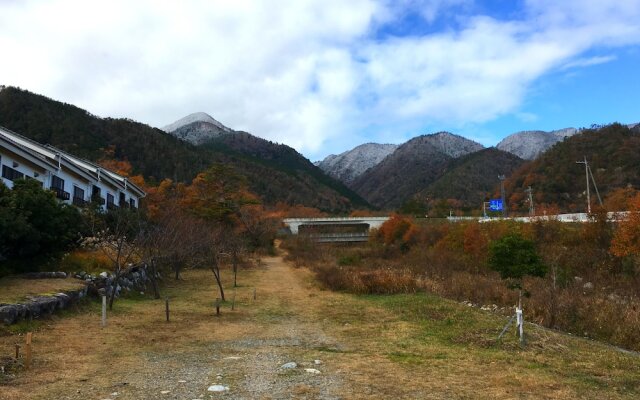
xmin=610 ymin=193 xmax=640 ymax=258
xmin=604 ymin=187 xmax=640 ymax=212
xmin=462 ymin=223 xmax=488 ymax=260
xmin=376 ymin=214 xmax=418 ymax=247
xmin=98 ymin=157 xmax=147 ymax=190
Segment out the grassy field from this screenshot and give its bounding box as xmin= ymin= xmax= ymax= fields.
xmin=0 ymin=276 xmax=86 ymax=304
xmin=1 ymin=249 xmax=639 ymax=399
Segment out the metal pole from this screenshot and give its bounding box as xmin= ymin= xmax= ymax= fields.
xmin=525 ymin=186 xmax=535 ymax=216
xmin=585 ymin=157 xmax=591 ymax=213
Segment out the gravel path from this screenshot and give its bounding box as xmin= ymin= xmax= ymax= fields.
xmin=30 ymin=254 xmax=348 ymax=400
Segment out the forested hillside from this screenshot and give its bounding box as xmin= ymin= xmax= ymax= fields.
xmin=351 ymin=132 xmax=483 ymax=209
xmin=0 ymin=87 xmax=367 ymax=212
xmin=505 ymin=123 xmax=640 ymax=212
xmin=420 ymin=148 xmax=524 ymax=209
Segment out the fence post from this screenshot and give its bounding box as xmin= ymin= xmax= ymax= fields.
xmin=516 ymin=307 xmax=524 ymax=344
xmin=15 ymin=344 xmax=20 ymax=360
xmin=215 ymin=298 xmax=221 ymax=316
xmin=165 ymin=297 xmax=170 ymax=322
xmin=25 ymin=332 xmax=32 ymax=370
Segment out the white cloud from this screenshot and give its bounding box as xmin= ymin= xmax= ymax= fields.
xmin=0 ymin=0 xmax=639 ymax=159
xmin=560 ymin=55 xmax=617 ymax=70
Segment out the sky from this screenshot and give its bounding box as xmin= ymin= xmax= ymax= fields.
xmin=1 ymin=0 xmax=639 ymax=161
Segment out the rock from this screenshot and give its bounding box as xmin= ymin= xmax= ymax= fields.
xmin=314 ymin=359 xmax=322 ymax=365
xmin=207 ymin=385 xmax=229 ymax=392
xmin=583 ymin=282 xmax=594 ymax=290
xmin=100 ymin=272 xmax=109 ymax=278
xmin=280 ymin=362 xmax=297 ymax=369
xmin=178 ymin=380 xmax=187 ymax=383
xmin=224 ymin=356 xmax=241 ymax=360
xmin=160 ymin=390 xmax=170 ymax=394
xmin=305 ymin=368 xmax=321 ymax=374
xmin=0 ymin=305 xmax=19 ymax=324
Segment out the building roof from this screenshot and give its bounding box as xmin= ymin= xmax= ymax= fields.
xmin=0 ymin=125 xmax=145 ymax=197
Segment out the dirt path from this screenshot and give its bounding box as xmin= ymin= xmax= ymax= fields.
xmin=1 ymin=252 xmax=362 ymax=399
xmin=3 ymin=249 xmax=640 ymax=399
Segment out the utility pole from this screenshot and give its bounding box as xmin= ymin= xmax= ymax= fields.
xmin=498 ymin=175 xmax=507 ymax=218
xmin=576 ymin=156 xmax=591 ymax=213
xmin=525 ymin=186 xmax=535 ymax=216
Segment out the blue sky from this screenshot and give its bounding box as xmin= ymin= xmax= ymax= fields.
xmin=1 ymin=0 xmax=639 ymax=160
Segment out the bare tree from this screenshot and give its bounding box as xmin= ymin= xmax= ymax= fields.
xmin=92 ymin=208 xmax=143 ymax=310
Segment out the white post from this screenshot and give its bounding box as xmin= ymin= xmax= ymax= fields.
xmin=101 ymin=295 xmax=107 ymax=327
xmin=516 ymin=307 xmax=523 ymax=343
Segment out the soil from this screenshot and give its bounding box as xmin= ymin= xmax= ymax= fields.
xmin=1 ymin=246 xmax=639 ymax=399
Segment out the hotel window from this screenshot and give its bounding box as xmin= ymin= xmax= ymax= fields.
xmin=73 ymin=186 xmax=85 ymax=206
xmin=51 ymin=175 xmax=64 ymax=190
xmin=107 ymin=193 xmax=115 ymax=209
xmin=2 ymin=164 xmax=24 ymax=181
xmin=50 ymin=175 xmax=69 ymax=200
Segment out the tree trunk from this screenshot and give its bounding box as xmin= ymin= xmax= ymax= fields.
xmin=150 ymin=260 xmax=161 ymax=299
xmin=210 ymin=261 xmax=225 ymax=301
xmin=174 ymin=261 xmax=181 ymax=280
xmin=108 ymin=265 xmax=122 ymax=310
xmin=233 ymin=251 xmax=238 ymax=288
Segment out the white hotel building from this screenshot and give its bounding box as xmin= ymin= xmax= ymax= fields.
xmin=0 ymin=126 xmax=145 ymax=209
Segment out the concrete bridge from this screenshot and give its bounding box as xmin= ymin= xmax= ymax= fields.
xmin=282 ymin=217 xmax=390 ymax=242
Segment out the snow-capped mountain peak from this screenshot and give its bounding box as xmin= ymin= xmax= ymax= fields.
xmin=162 ymin=112 xmax=232 ymax=134
xmin=317 ymin=143 xmax=399 ymax=184
xmin=496 ymin=128 xmax=579 ymax=160
xmin=161 ymin=112 xmax=234 ymax=145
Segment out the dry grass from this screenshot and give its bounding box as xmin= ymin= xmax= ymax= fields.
xmin=0 ymin=277 xmax=86 ymax=304
xmin=0 ymin=249 xmax=639 ymax=399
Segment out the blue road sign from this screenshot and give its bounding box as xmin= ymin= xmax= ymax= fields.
xmin=489 ymin=199 xmax=503 ymax=211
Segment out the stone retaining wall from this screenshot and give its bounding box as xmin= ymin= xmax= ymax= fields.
xmin=0 ymin=287 xmax=89 ymax=325
xmin=0 ymin=264 xmax=158 ymax=325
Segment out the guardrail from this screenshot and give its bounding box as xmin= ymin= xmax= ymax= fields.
xmin=304 ymin=232 xmax=370 ymax=242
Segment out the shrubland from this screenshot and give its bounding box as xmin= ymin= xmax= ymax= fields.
xmin=282 ymin=207 xmax=640 ymax=351
xmin=1 ymin=163 xmax=281 ymax=309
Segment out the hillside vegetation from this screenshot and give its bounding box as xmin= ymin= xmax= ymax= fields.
xmin=0 ymin=87 xmax=367 ymax=212
xmin=411 ymin=148 xmax=524 ymax=214
xmin=506 ymin=123 xmax=640 ymax=213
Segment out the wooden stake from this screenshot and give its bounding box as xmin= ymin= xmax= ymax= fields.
xmin=25 ymin=332 xmax=32 ymax=370
xmin=253 ymin=288 xmax=256 ymax=301
xmin=165 ymin=297 xmax=170 ymax=322
xmin=215 ymin=298 xmax=221 ymax=316
xmin=15 ymin=344 xmax=20 ymax=359
xmin=101 ymin=295 xmax=107 ymax=328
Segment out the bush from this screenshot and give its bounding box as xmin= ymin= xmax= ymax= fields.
xmin=0 ymin=179 xmax=84 ymax=273
xmin=488 ymin=234 xmax=546 ymax=281
xmin=314 ymin=264 xmax=419 ymax=295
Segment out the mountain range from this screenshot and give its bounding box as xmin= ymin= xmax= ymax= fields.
xmin=315 ymin=121 xmax=639 ymax=213
xmin=2 ymin=85 xmax=638 ymax=215
xmin=0 ymin=87 xmax=368 ymax=213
